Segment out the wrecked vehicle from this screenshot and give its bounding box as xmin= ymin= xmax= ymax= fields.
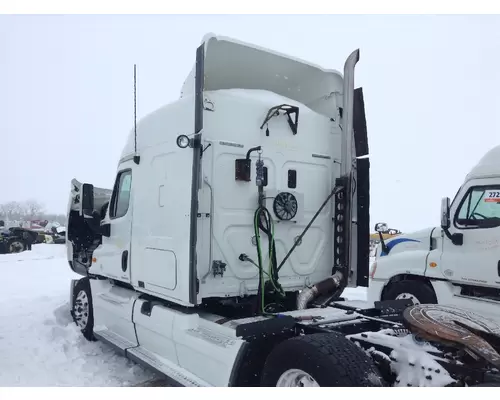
xmin=0 ymin=222 xmax=38 ymax=254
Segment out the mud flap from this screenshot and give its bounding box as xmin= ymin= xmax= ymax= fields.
xmin=353 ymin=87 xmax=370 ymax=287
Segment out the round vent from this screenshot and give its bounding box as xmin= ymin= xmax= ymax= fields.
xmin=273 ymin=192 xmax=298 ymax=221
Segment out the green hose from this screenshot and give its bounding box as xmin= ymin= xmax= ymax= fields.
xmin=254 ymin=206 xmax=285 ymax=314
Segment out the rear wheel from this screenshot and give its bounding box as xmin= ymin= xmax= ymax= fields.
xmin=383 ymin=279 xmax=437 ymax=305
xmin=71 ymin=278 xmax=95 ymax=341
xmin=261 ymin=332 xmax=384 ymax=387
xmin=276 ymin=369 xmax=319 ymax=387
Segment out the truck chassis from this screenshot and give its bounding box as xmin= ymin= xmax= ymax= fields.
xmin=69 ymin=276 xmax=500 ymax=387
xmin=65 ymin=33 xmax=500 ymax=388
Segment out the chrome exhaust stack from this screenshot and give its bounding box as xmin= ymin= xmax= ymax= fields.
xmin=297 ymin=49 xmax=360 ymax=310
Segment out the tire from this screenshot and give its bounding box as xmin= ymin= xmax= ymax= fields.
xmin=261 ymin=332 xmax=385 ymax=387
xmin=7 ymin=239 xmax=25 ymax=253
xmin=383 ymin=279 xmax=437 ymax=305
xmin=71 ymin=278 xmax=96 ymax=341
xmin=471 ymin=382 xmax=500 ymax=387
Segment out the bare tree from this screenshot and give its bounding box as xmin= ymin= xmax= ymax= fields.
xmin=43 ymin=213 xmax=67 ymax=225
xmin=0 ymin=200 xmax=66 ymax=227
xmin=24 ymin=199 xmax=45 ymax=219
xmin=0 ymin=203 xmax=7 ymax=219
xmin=0 ymin=201 xmax=23 ymax=220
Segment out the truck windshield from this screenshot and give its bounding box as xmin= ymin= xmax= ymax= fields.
xmin=456 ymin=186 xmax=500 ymax=228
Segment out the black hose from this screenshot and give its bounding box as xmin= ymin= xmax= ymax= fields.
xmin=254 ymin=205 xmax=284 ymax=315
xmin=246 ymin=146 xmax=261 ymax=160
xmin=257 ymin=207 xmax=281 ymax=294
xmin=254 ymin=208 xmax=265 ymax=314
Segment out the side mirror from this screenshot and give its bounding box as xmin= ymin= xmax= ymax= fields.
xmin=440 ymin=196 xmax=463 ymax=246
xmin=440 ymin=197 xmax=451 ymax=230
xmin=374 ymin=222 xmax=388 ymax=233
xmin=81 ymin=183 xmax=94 ymax=216
xmin=374 ymin=222 xmax=390 ymax=255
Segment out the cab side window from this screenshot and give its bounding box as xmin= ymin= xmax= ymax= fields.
xmin=455 ymin=186 xmax=500 ymax=228
xmin=110 ymin=170 xmax=132 ymax=219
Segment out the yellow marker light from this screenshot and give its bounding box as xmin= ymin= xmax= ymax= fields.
xmin=92 ymin=257 xmax=97 ymax=263
xmin=429 ymin=262 xmax=437 ymax=268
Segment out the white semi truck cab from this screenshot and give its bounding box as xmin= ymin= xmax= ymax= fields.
xmin=65 ymin=34 xmax=500 ymax=387
xmin=368 ymin=146 xmax=500 ymax=322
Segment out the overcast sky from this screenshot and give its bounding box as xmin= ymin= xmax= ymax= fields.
xmin=1 ymin=15 xmax=499 ymax=231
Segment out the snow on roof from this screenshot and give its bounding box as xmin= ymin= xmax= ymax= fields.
xmin=180 ymin=33 xmax=343 ymax=119
xmin=119 ymin=87 xmax=330 ymax=162
xmin=120 ymin=33 xmax=346 ymax=162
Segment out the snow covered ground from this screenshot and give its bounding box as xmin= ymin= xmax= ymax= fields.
xmin=0 ymin=244 xmax=367 ymax=387
xmin=0 ymin=244 xmax=156 ymax=387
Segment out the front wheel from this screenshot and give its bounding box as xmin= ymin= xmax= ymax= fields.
xmin=261 ymin=332 xmax=384 ymax=387
xmin=71 ymin=278 xmax=96 ymax=341
xmin=383 ymin=279 xmax=437 ymax=305
xmin=8 ymin=239 xmax=25 ymax=253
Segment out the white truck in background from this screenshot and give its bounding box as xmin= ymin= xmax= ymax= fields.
xmin=368 ymin=146 xmax=500 ymax=323
xmin=65 ymin=34 xmax=500 ymax=387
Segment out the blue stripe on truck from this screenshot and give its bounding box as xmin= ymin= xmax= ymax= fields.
xmin=380 ymin=238 xmax=420 ymax=257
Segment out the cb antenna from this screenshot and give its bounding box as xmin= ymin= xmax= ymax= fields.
xmin=133 ymin=64 xmax=140 ymax=165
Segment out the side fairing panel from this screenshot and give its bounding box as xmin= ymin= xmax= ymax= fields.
xmin=128 ymin=96 xmax=198 ymax=307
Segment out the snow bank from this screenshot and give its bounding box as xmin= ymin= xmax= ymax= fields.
xmin=0 ymin=244 xmax=156 ymax=386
